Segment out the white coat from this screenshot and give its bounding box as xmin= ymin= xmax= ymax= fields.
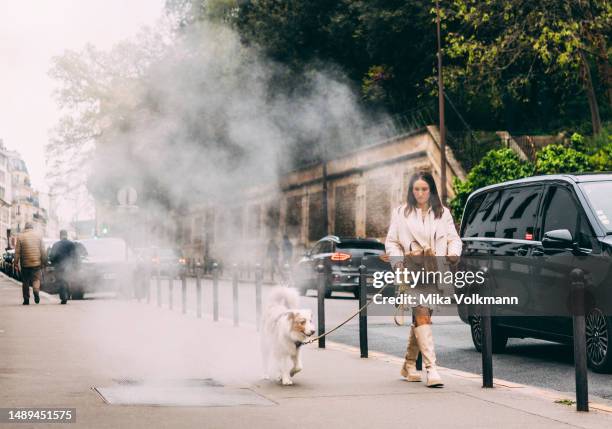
xmin=385 ymin=204 xmax=462 ymax=258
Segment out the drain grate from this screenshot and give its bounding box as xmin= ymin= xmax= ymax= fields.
xmin=95 ymin=379 xmax=274 ymax=407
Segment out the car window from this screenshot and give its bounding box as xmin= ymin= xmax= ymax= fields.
xmin=310 ymin=242 xmax=323 ymax=255
xmin=494 ymin=186 xmax=542 ymax=240
xmin=462 ymin=192 xmax=486 ymax=237
xmin=580 ymin=181 xmax=612 ymax=233
xmin=463 ymin=190 xmax=501 ymax=238
xmin=540 ymin=186 xmax=592 ymax=249
xmin=319 ymin=241 xmax=333 ymax=253
xmin=576 ymin=215 xmax=594 ymax=249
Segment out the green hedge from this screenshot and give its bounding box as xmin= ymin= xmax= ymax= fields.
xmin=450 ymin=137 xmax=612 ymax=221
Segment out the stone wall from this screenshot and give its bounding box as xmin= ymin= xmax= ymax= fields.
xmin=178 ymin=126 xmax=466 ymax=264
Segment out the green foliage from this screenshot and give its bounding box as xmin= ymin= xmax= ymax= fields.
xmin=589 ymin=143 xmax=612 ymax=171
xmin=534 ymin=144 xmax=593 ymax=174
xmin=570 ymin=132 xmax=586 ymax=152
xmin=442 ymin=0 xmax=612 ymax=132
xmin=361 ymin=65 xmax=394 ymax=103
xmin=175 ymin=0 xmax=612 ymax=134
xmin=450 ymin=148 xmax=532 ymax=220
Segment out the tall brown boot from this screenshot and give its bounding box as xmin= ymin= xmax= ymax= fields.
xmin=400 ymin=324 xmax=421 ymax=381
xmin=414 ymin=324 xmax=443 ymax=387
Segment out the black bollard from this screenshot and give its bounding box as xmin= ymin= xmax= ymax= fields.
xmin=156 ymin=266 xmax=161 ymax=307
xmin=181 ymin=273 xmax=187 ymax=314
xmin=196 ymin=267 xmax=202 ymax=318
xmin=282 ymin=263 xmax=291 ymax=287
xmin=146 ymin=269 xmax=151 ymax=304
xmin=571 ymin=268 xmax=589 ymax=412
xmin=255 ymin=264 xmax=262 ymax=331
xmin=480 ymin=267 xmax=493 ymax=388
xmin=317 ymin=264 xmax=326 ymax=349
xmin=358 ymin=264 xmax=368 ymax=358
xmin=232 ymin=263 xmax=239 ymax=327
xmin=213 ymin=263 xmax=219 ymax=322
xmin=168 ymin=276 xmax=173 ymax=310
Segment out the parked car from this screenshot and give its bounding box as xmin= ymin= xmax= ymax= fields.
xmin=1 ymin=248 xmax=18 ymax=279
xmin=69 ymin=238 xmax=139 ymax=299
xmin=144 ymin=247 xmax=186 ymax=279
xmin=458 ymin=173 xmax=612 ymax=372
xmin=293 ymin=235 xmax=391 ymax=298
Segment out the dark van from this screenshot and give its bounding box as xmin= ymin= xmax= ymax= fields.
xmin=458 ymin=174 xmax=612 ymax=372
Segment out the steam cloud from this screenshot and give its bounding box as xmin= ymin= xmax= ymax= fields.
xmin=87 ymin=20 xmax=393 ymax=251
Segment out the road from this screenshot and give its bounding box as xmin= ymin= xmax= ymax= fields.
xmin=97 ymin=274 xmax=612 ymax=401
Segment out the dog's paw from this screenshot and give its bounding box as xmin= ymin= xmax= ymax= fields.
xmin=290 ymin=366 xmax=302 ymax=377
xmin=281 ymin=378 xmax=294 ymax=386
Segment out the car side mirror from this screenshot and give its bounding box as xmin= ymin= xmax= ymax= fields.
xmin=542 ymin=229 xmax=574 ymax=250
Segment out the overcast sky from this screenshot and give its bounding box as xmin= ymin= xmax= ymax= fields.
xmin=0 ymin=0 xmax=164 ymax=191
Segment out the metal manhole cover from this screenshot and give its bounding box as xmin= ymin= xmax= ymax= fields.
xmin=95 ymin=379 xmax=275 ymax=407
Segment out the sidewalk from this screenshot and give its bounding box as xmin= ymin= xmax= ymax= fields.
xmin=1 ymin=273 xmax=612 ymax=429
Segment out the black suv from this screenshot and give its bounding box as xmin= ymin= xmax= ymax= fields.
xmin=458 ymin=173 xmax=612 ymax=372
xmin=293 ymin=236 xmax=388 ymax=298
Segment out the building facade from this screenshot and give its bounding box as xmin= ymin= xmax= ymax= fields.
xmin=176 ymin=126 xmax=466 ymax=266
xmin=0 ymin=140 xmax=12 ymax=250
xmin=7 ymin=150 xmax=48 ymax=245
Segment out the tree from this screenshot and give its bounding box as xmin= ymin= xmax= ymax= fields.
xmin=444 ymin=0 xmax=612 ymax=134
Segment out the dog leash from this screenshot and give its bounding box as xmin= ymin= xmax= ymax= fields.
xmin=301 ymin=281 xmax=394 ymax=346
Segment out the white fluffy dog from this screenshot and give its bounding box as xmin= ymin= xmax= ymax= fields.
xmin=261 ymin=287 xmax=315 ymax=385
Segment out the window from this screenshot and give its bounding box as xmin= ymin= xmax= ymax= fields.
xmin=540 ymin=186 xmax=593 ymax=249
xmin=319 ymin=241 xmax=333 ymax=254
xmin=461 ymin=193 xmax=485 ymax=237
xmin=580 ymin=181 xmax=612 ymax=233
xmin=462 ymin=190 xmax=501 ymax=238
xmin=494 ymin=186 xmax=542 ymax=240
xmin=310 ymin=242 xmax=323 ymax=255
xmin=311 ymin=240 xmax=332 ymax=255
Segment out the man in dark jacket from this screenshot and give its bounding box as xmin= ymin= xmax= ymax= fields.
xmin=49 ymin=230 xmax=77 ymax=304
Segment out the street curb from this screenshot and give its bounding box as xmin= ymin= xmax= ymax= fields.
xmin=324 ymin=340 xmax=612 ymax=415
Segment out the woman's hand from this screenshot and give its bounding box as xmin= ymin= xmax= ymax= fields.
xmin=446 ymin=255 xmax=460 ymax=265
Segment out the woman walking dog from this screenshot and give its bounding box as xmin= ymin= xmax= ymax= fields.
xmin=385 ymin=171 xmax=462 ymax=387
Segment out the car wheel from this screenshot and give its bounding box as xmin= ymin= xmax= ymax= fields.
xmin=586 ymin=308 xmax=612 ymax=373
xmin=469 ymin=315 xmax=508 ymax=353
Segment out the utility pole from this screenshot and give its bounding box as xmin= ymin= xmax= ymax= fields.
xmin=436 ymin=0 xmax=448 ymax=205
xmin=322 ymin=150 xmax=329 ymax=237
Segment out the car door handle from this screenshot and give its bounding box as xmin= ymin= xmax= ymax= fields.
xmin=532 ymin=248 xmax=544 ymax=256
xmin=516 ymin=247 xmax=528 ymax=256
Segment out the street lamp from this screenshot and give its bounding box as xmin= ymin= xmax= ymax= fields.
xmin=436 ymin=0 xmax=448 ymax=205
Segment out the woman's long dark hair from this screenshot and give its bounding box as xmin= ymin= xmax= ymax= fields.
xmin=404 ymin=171 xmax=444 ymax=219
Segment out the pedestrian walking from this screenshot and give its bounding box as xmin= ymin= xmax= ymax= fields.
xmin=385 ymin=171 xmax=462 ymax=387
xmin=281 ymin=234 xmax=293 ymax=265
xmin=48 ymin=230 xmax=78 ymax=305
xmin=266 ymin=238 xmax=279 ymax=281
xmin=14 ymin=222 xmax=47 ymax=305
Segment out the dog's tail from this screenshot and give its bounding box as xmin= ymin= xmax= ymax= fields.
xmin=267 ymin=287 xmax=300 ymax=309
